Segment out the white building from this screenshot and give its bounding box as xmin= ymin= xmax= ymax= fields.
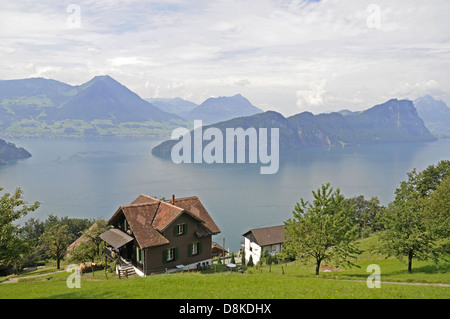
xmin=242 ymin=225 xmax=286 ymax=264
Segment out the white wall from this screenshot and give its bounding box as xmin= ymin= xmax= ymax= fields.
xmin=244 ymin=237 xmax=262 ymax=264
xmin=244 ymin=238 xmax=283 ymax=265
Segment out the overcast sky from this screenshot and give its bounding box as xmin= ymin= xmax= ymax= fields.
xmin=1 ymin=0 xmax=449 ymax=116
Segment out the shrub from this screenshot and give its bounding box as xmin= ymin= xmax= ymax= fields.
xmin=247 ymin=255 xmax=254 ymax=267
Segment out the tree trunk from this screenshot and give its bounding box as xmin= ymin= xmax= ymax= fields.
xmin=315 ymin=260 xmax=321 ymax=275
xmin=56 ymin=250 xmax=61 ymax=270
xmin=408 ymin=250 xmax=413 ymax=273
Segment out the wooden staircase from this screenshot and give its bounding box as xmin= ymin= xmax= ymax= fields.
xmin=118 ymin=260 xmax=136 ymax=279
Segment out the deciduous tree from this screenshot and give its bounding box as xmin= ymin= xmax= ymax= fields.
xmin=40 ymin=223 xmax=72 ymax=269
xmin=380 ymin=161 xmax=450 ymax=273
xmin=283 ymin=183 xmax=361 ymax=275
xmin=0 ymin=187 xmax=39 ymax=269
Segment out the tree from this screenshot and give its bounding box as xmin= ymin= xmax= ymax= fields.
xmin=345 ymin=195 xmax=385 ymax=237
xmin=247 ymin=255 xmax=254 ymax=267
xmin=425 ymin=175 xmax=450 ymax=240
xmin=0 ymin=187 xmax=40 ymax=269
xmin=283 ymin=183 xmax=361 ymax=275
xmin=40 ymin=223 xmax=72 ymax=269
xmin=380 ymin=190 xmax=432 ymax=273
xmin=18 ymin=218 xmax=46 ymax=266
xmin=259 ymin=251 xmax=267 ymax=266
xmin=379 ymin=161 xmax=450 ymax=273
xmin=68 ymin=220 xmax=108 ymax=265
xmin=411 ymin=160 xmax=450 ymax=197
xmin=19 ymin=217 xmax=45 ymax=242
xmin=60 ymin=216 xmax=96 ymax=240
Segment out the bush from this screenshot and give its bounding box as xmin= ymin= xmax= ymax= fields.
xmin=247 ymin=255 xmax=254 ymax=267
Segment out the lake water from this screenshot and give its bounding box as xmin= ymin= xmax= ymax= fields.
xmin=1 ymin=138 xmax=450 ymax=252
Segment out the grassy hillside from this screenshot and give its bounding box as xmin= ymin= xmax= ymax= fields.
xmin=0 ymin=235 xmax=448 ymax=299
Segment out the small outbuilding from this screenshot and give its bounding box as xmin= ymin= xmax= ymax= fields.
xmin=242 ymin=225 xmax=286 ymax=264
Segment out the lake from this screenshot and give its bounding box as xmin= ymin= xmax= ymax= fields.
xmin=1 ymin=137 xmax=450 ymax=252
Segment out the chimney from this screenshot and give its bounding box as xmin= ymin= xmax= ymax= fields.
xmin=172 ymin=194 xmax=175 ymax=205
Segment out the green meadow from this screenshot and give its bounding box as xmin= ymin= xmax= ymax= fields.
xmin=1 ymin=235 xmax=448 ymax=299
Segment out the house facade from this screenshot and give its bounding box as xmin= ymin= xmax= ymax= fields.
xmin=100 ymin=194 xmax=221 ymax=276
xmin=242 ymin=225 xmax=286 ymax=264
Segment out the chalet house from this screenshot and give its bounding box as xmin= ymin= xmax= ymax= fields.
xmin=211 ymin=241 xmax=226 ymax=257
xmin=242 ymin=225 xmax=286 ymax=264
xmin=100 ymin=194 xmax=221 ymax=276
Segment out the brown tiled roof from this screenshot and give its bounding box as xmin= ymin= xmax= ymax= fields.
xmin=167 ymin=197 xmax=221 ymax=235
xmin=212 ymin=241 xmax=226 ymax=252
xmin=130 ymin=194 xmax=159 ymax=205
xmin=121 ymin=203 xmax=170 ymax=248
xmin=107 ymin=195 xmax=221 ymax=249
xmin=151 ymin=202 xmax=187 ymax=231
xmin=243 ymin=225 xmax=286 ymax=247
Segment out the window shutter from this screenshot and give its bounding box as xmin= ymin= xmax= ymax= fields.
xmin=162 ymin=249 xmax=168 ymax=263
xmin=173 ymin=225 xmax=177 ymax=237
xmin=175 ymin=247 xmax=179 ymax=261
xmin=199 ymin=242 xmax=203 ymax=255
xmin=184 ymin=223 xmax=188 ymax=235
xmin=187 ymin=244 xmax=192 ymax=257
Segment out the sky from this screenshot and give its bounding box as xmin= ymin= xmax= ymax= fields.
xmin=1 ymin=0 xmax=449 ymax=116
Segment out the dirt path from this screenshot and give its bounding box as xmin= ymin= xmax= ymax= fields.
xmin=336 ymin=278 xmax=450 ymax=288
xmin=2 ymin=270 xmax=449 ymax=288
xmin=1 ymin=270 xmax=66 ymax=284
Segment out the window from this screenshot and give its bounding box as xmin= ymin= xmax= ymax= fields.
xmin=163 ymin=247 xmax=177 ymax=263
xmin=174 ymin=223 xmax=187 ymax=236
xmin=188 ymin=242 xmax=202 ymax=257
xmin=168 ymin=248 xmax=175 ymax=261
xmin=192 ymin=242 xmax=199 ymax=255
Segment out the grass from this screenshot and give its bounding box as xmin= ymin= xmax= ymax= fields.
xmin=0 ymin=266 xmax=448 ymax=299
xmin=0 ymin=235 xmax=449 ymax=299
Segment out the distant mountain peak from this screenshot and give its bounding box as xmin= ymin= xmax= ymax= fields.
xmin=55 ymin=75 xmax=182 ymax=123
xmin=94 ymin=74 xmax=112 ymax=80
xmin=417 ymin=94 xmax=438 ymax=101
xmin=414 ymin=95 xmax=450 ymax=136
xmin=186 ymin=94 xmax=263 ymax=124
xmin=80 ymin=75 xmax=122 ymax=89
xmin=232 ymin=93 xmax=246 ymax=99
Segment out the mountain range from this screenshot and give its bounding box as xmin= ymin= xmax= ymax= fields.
xmin=151 ymin=98 xmax=437 ymax=158
xmin=0 ymin=75 xmax=447 ymax=146
xmin=0 ymin=76 xmax=263 ymax=137
xmin=146 ymin=94 xmax=263 ymax=124
xmin=0 ymin=74 xmax=445 ymax=162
